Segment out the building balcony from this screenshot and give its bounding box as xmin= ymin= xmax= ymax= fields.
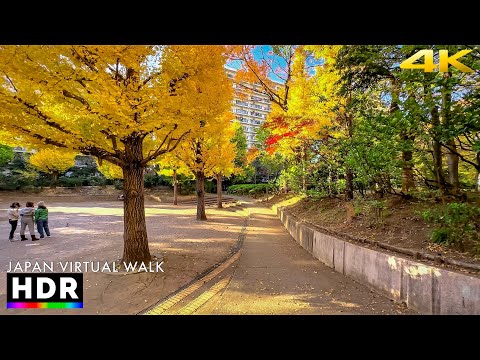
xmin=233 ymin=101 xmax=270 ymax=113
xmin=249 ymin=112 xmax=266 ymax=119
xmin=234 ymin=108 xmax=249 ymax=115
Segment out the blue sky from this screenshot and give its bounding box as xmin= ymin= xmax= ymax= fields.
xmin=227 ymin=45 xmax=288 ymax=84
xmin=227 ymin=45 xmax=325 ymax=83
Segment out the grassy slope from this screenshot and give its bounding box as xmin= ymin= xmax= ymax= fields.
xmin=264 ymin=192 xmax=480 ymax=263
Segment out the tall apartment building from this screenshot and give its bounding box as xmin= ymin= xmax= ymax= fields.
xmin=225 ymin=66 xmax=279 ymax=148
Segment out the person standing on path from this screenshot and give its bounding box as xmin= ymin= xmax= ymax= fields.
xmin=20 ymin=201 xmax=39 ymax=241
xmin=7 ymin=202 xmax=20 ymax=241
xmin=34 ymin=201 xmax=51 ymax=239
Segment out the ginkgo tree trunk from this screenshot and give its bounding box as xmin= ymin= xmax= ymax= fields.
xmin=156 ymin=152 xmax=191 ymax=205
xmin=0 ymin=45 xmax=229 ymax=264
xmin=205 ymin=122 xmax=243 ymax=208
xmin=175 ymin=113 xmax=235 ymax=219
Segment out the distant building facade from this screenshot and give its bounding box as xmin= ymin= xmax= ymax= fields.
xmin=225 ymin=66 xmax=280 ymax=149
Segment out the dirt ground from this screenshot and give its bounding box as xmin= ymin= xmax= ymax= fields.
xmin=264 ymin=194 xmax=480 ymax=269
xmin=0 ymin=191 xmax=247 ymax=314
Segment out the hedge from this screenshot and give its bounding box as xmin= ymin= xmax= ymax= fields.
xmin=227 ymin=183 xmax=275 ymax=196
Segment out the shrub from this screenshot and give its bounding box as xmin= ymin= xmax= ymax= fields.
xmin=0 ymin=176 xmax=19 ymax=190
xmin=88 ymin=176 xmax=108 ymax=186
xmin=422 ymin=202 xmax=480 ymax=253
xmin=0 ymin=172 xmax=34 ymax=190
xmin=20 ymin=185 xmax=40 ymax=193
xmin=179 ymin=179 xmax=195 ymax=195
xmin=205 ymin=180 xmax=216 ymax=194
xmin=431 ymin=228 xmax=451 ymax=244
xmin=227 ymin=183 xmax=276 ymax=196
xmin=144 ymin=173 xmax=169 ymax=188
xmin=306 ymin=189 xmax=328 ymax=199
xmin=59 ymin=177 xmax=85 ymax=188
xmin=114 ymin=180 xmax=123 ymax=190
xmin=64 ymin=165 xmax=100 ymax=178
xmin=34 ymin=177 xmax=52 ymax=188
xmin=144 ymin=173 xmax=160 ymax=188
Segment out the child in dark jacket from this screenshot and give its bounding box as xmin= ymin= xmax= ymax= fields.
xmin=35 ymin=201 xmax=51 ymax=239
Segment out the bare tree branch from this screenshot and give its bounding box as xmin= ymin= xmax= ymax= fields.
xmin=243 ymin=59 xmax=288 ymax=111
xmin=236 ymin=45 xmax=294 ymax=112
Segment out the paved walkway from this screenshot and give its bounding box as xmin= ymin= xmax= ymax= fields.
xmin=148 ymin=202 xmax=414 ymax=315
xmin=0 ymin=195 xmax=247 ymax=314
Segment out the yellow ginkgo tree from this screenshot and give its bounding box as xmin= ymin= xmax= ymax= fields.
xmin=156 ymin=152 xmax=192 ymax=205
xmin=96 ymin=159 xmax=124 ymax=180
xmin=175 ymin=111 xmax=235 ymax=219
xmin=159 ymin=121 xmax=240 ymax=211
xmin=0 ymin=45 xmax=230 ymax=263
xmin=172 ymin=48 xmax=233 ymax=219
xmin=28 ymin=148 xmax=76 ymax=185
xmin=203 ymin=120 xmax=241 ymax=208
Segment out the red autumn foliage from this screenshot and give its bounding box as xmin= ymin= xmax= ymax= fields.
xmin=263 ymin=115 xmax=316 ymax=154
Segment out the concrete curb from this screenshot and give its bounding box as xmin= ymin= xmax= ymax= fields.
xmin=274 ymin=206 xmax=480 ymax=315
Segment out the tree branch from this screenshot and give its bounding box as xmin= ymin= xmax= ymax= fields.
xmin=62 ymin=89 xmax=116 ymax=124
xmin=14 ymin=95 xmax=75 ymax=135
xmin=145 ymin=126 xmax=177 ymax=159
xmin=82 ymin=146 xmax=125 ymax=168
xmin=71 ymin=47 xmax=98 ymax=73
xmin=138 ymin=71 xmax=162 ymax=91
xmin=3 ymin=73 xmax=17 ymax=92
xmin=166 ymin=131 xmax=191 ymax=154
xmin=108 ymin=61 xmax=124 ymax=82
xmin=141 ymin=129 xmax=191 ymax=166
xmin=441 ymin=142 xmax=480 ymax=171
xmin=169 ymin=73 xmax=189 ymax=95
xmin=142 ymin=123 xmax=167 ymax=137
xmin=10 ymin=95 xmax=122 ymax=164
xmin=239 ymin=46 xmax=291 ymax=112
xmin=75 ymin=78 xmax=91 ymax=91
xmin=111 ymin=135 xmax=118 ymax=150
xmin=11 ymin=125 xmax=68 ymax=148
xmin=63 ymin=89 xmax=89 ymax=107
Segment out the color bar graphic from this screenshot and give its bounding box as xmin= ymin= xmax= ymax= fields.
xmin=7 ymin=302 xmax=83 ymax=309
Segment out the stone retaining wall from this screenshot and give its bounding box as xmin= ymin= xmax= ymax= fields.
xmin=275 ymin=206 xmax=480 ymax=315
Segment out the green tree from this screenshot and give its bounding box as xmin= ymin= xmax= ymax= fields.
xmin=336 ymin=45 xmax=418 ymax=195
xmin=232 ymin=124 xmax=247 ymax=168
xmin=0 ymin=144 xmax=13 ymax=166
